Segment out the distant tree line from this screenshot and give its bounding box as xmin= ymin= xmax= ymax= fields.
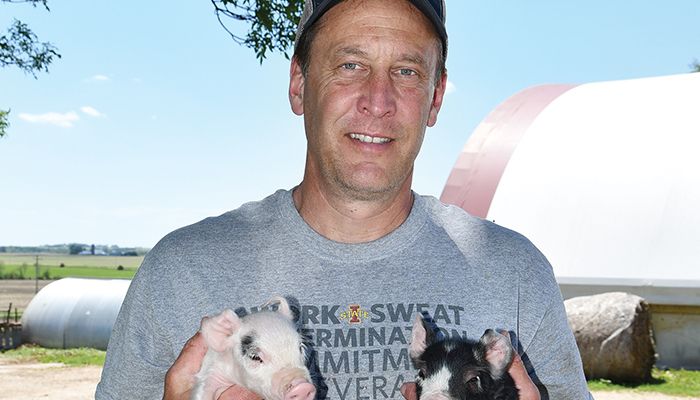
xmin=0 ymin=244 xmax=149 ymax=256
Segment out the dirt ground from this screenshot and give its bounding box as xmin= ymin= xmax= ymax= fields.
xmin=0 ymin=359 xmax=102 ymax=400
xmin=0 ymin=279 xmax=52 ymax=316
xmin=0 ymin=359 xmax=696 ymax=400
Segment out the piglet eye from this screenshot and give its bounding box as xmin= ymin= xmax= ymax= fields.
xmin=248 ymin=352 xmax=263 ymax=363
xmin=466 ymin=375 xmax=482 ymax=392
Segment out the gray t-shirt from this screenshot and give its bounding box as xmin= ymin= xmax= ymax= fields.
xmin=96 ymin=189 xmax=591 ymax=399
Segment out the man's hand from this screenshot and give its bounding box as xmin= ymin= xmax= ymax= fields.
xmin=508 ymin=350 xmax=541 ymax=400
xmin=503 ymin=331 xmax=540 ymax=400
xmin=399 ymin=382 xmax=418 ymax=399
xmin=162 ymin=328 xmax=261 ymax=400
xmin=163 ymin=331 xmax=207 ymax=400
xmin=399 ymin=331 xmax=540 ymax=400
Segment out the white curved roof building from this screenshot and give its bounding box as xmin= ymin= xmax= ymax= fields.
xmin=441 ymin=73 xmax=700 ymax=369
xmin=21 ymin=278 xmax=130 ymax=350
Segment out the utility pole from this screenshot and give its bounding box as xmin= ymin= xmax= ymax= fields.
xmin=35 ymin=255 xmax=39 ymax=294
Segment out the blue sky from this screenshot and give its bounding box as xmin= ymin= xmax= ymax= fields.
xmin=1 ymin=1 xmax=698 ymax=248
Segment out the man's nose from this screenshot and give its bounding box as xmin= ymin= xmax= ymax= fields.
xmin=357 ymin=71 xmax=397 ymax=119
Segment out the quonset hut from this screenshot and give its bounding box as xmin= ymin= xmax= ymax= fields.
xmin=21 ymin=278 xmax=130 ymax=350
xmin=441 ymin=72 xmax=700 ymax=369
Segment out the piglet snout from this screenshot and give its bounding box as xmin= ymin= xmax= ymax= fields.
xmin=284 ymin=378 xmax=316 ymax=400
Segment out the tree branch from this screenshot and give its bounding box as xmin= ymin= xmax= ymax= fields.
xmin=209 ymin=0 xmax=304 ymax=62
xmin=691 ymin=59 xmax=700 ymax=73
xmin=0 ymin=109 xmax=9 ymax=138
xmin=1 ymin=0 xmax=49 ymax=11
xmin=0 ymin=19 xmax=60 ymax=77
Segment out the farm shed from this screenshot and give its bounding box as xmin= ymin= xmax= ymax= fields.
xmin=441 ymin=72 xmax=700 ymax=369
xmin=21 ymin=278 xmax=130 ymax=350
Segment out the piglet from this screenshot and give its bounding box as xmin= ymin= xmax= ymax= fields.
xmin=191 ymin=296 xmax=316 ymax=400
xmin=408 ymin=314 xmax=519 ymax=400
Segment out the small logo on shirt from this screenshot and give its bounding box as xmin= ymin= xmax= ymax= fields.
xmin=339 ymin=304 xmax=369 ymax=324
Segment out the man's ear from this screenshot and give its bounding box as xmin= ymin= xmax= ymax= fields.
xmin=427 ymin=70 xmax=447 ymax=127
xmin=289 ymin=55 xmax=305 ymax=116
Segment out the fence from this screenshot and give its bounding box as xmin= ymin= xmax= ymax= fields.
xmin=2 ymin=302 xmax=22 ymax=350
xmin=1 ymin=322 xmax=22 ymax=350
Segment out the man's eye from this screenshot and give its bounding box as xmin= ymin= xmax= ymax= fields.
xmin=399 ymin=68 xmax=416 ymax=76
xmin=342 ymin=62 xmax=358 ymax=70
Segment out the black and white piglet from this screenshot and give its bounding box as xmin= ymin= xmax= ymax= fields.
xmin=408 ymin=314 xmax=519 ymax=400
xmin=191 ymin=296 xmax=316 ymax=400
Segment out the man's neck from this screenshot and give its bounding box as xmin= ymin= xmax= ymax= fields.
xmin=292 ymin=181 xmax=414 ymax=244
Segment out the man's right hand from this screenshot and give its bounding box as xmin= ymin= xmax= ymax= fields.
xmin=162 ymin=329 xmax=262 ymax=400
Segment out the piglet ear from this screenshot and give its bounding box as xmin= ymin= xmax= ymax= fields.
xmin=409 ymin=313 xmax=437 ymax=360
xmin=200 ymin=309 xmax=241 ymax=353
xmin=263 ymin=295 xmax=294 ymax=321
xmin=478 ymin=329 xmax=515 ymax=379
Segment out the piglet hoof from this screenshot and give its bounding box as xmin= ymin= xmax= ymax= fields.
xmin=284 ymin=379 xmax=316 ymax=400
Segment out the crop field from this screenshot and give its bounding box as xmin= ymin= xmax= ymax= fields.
xmin=0 ymin=253 xmax=144 ymax=268
xmin=0 ymin=253 xmax=142 ymax=280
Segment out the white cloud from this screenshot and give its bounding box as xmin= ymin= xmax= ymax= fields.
xmin=87 ymin=74 xmax=110 ymax=82
xmin=18 ymin=111 xmax=80 ymax=128
xmin=445 ymin=80 xmax=456 ymax=96
xmin=81 ymin=106 xmax=105 ymax=118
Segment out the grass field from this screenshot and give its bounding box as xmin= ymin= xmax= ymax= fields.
xmin=1 ymin=345 xmax=106 ymax=366
xmin=0 ymin=253 xmax=144 ymax=268
xmin=0 ymin=253 xmax=142 ymax=279
xmin=588 ymin=368 xmax=700 ymax=397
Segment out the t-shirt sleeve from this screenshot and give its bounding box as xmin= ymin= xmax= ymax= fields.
xmin=95 ymin=252 xmax=177 ymax=400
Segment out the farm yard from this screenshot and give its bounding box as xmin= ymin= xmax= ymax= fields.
xmin=1 ymin=257 xmax=698 ymax=399
xmin=0 ymin=253 xmax=133 ymax=399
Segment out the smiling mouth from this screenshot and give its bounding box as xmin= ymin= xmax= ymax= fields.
xmin=349 ymin=133 xmax=392 ymax=144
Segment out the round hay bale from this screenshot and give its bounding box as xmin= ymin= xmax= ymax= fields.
xmin=565 ymin=292 xmax=656 ymax=383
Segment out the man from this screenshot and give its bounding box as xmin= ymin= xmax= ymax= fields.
xmin=96 ymin=0 xmax=592 ymax=399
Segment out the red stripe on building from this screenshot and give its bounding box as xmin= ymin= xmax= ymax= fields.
xmin=440 ymin=84 xmax=578 ymax=218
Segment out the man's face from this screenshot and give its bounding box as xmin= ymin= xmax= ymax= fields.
xmin=290 ymin=0 xmax=447 ymax=202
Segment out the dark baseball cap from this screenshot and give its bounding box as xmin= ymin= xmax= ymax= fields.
xmin=294 ymin=0 xmax=447 ymax=57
